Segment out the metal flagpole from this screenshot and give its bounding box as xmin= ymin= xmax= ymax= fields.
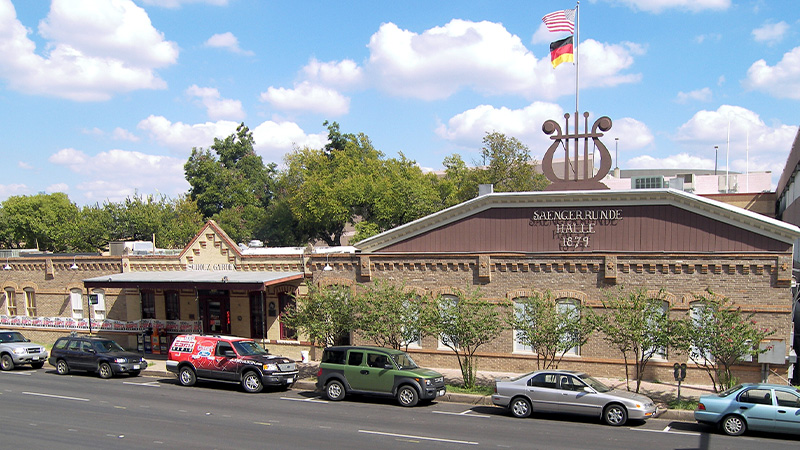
xmin=574 ymin=1 xmax=580 ymax=181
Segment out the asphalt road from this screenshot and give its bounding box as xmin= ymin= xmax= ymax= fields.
xmin=1 ymin=367 xmax=798 ymax=449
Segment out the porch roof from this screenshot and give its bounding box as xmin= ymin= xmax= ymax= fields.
xmin=83 ymin=270 xmax=305 ymax=291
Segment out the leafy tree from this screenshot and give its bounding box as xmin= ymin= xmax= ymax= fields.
xmin=184 ymin=123 xmax=277 ymax=241
xmin=355 ymin=280 xmax=423 ymax=350
xmin=103 ymin=194 xmax=203 ymax=249
xmin=593 ymin=287 xmax=674 ymax=392
xmin=0 ymin=193 xmax=81 ymax=252
xmin=675 ymin=292 xmax=774 ymax=392
xmin=71 ymin=204 xmax=113 ymax=252
xmin=476 ymin=131 xmax=548 ymax=193
xmin=280 ymin=284 xmax=358 ymax=348
xmin=507 ymin=291 xmax=594 ymax=370
xmin=422 ymin=287 xmax=503 ymax=389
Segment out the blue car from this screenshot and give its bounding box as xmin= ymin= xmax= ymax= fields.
xmin=695 ymin=383 xmax=800 ymax=436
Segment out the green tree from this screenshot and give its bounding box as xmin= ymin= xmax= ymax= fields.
xmin=71 ymin=203 xmax=113 ymax=252
xmin=184 ymin=123 xmax=277 ymax=241
xmin=355 ymin=280 xmax=423 ymax=350
xmin=675 ymin=292 xmax=774 ymax=392
xmin=594 ymin=287 xmax=674 ymax=392
xmin=476 ymin=131 xmax=548 ymax=192
xmin=507 ymin=291 xmax=594 ymax=370
xmin=0 ymin=193 xmax=81 ymax=252
xmin=103 ymin=194 xmax=203 ymax=249
xmin=280 ymin=284 xmax=358 ymax=348
xmin=422 ymin=287 xmax=503 ymax=389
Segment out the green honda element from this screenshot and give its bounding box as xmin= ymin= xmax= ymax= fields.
xmin=316 ymin=345 xmax=446 ymax=406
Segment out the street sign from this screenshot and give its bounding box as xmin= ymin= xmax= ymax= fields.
xmin=88 ymin=294 xmax=99 ymax=305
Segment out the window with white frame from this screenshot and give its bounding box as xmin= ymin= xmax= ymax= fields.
xmin=689 ymin=302 xmax=714 ymax=363
xmin=557 ymin=298 xmax=580 ymax=356
xmin=91 ymin=289 xmax=106 ymax=320
xmin=23 ymin=288 xmax=36 ymax=316
xmin=438 ymin=294 xmax=459 ymax=350
xmin=646 ymin=300 xmax=669 ymax=360
xmin=401 ymin=296 xmax=423 ymax=349
xmin=70 ymin=289 xmax=84 ymax=319
xmin=512 ymin=298 xmax=534 ymax=353
xmin=4 ymin=288 xmax=16 ymax=316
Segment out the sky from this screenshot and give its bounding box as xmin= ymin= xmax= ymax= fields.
xmin=0 ymin=0 xmax=798 ymax=206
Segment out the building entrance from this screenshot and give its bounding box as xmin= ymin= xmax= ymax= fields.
xmin=198 ymin=290 xmax=230 ymax=335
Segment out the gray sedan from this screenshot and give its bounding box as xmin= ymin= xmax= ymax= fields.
xmin=492 ymin=369 xmax=657 ymax=426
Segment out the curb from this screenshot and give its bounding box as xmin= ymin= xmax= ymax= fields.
xmin=144 ymin=368 xmax=694 ymax=419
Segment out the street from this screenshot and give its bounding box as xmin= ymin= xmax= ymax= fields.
xmin=1 ymin=368 xmax=798 ymax=449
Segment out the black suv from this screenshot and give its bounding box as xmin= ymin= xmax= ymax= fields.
xmin=48 ymin=335 xmax=147 ymax=378
xmin=316 ymin=346 xmax=446 ymax=406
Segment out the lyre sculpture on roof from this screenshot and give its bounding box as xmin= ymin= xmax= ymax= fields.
xmin=541 ymin=112 xmax=613 ymax=191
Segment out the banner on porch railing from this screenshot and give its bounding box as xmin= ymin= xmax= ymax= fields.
xmin=0 ymin=315 xmax=201 ymax=334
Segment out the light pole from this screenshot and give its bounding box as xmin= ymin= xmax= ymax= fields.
xmin=714 ymin=146 xmax=718 ymax=175
xmin=615 ymin=138 xmax=619 ymax=169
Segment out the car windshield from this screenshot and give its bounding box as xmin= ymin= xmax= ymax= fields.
xmin=233 ymin=340 xmax=269 ymax=356
xmin=0 ymin=332 xmax=26 ymax=343
xmin=93 ymin=340 xmax=126 ymax=353
xmin=579 ymin=374 xmax=613 ymax=393
xmin=718 ymin=385 xmax=743 ymax=397
xmin=391 ymin=352 xmax=418 ymax=370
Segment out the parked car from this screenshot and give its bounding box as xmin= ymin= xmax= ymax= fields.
xmin=315 ymin=345 xmax=446 ymax=407
xmin=166 ymin=334 xmax=298 ymax=393
xmin=48 ymin=335 xmax=147 ymax=378
xmin=492 ymin=369 xmax=657 ymax=426
xmin=695 ymin=383 xmax=800 ymax=436
xmin=0 ymin=329 xmax=48 ymax=371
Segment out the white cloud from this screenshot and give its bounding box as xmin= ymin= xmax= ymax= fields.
xmin=676 ymin=87 xmax=712 ymax=103
xmin=48 ymin=147 xmax=188 ymax=203
xmin=0 ymin=183 xmax=29 ymax=201
xmin=302 ymin=58 xmax=364 ymax=88
xmin=251 ymin=121 xmax=328 ymax=162
xmin=186 ymin=85 xmax=245 ymax=121
xmin=0 ymin=0 xmax=177 ymax=101
xmin=112 ymin=127 xmax=139 ymax=141
xmin=137 ymin=115 xmax=240 ymax=153
xmin=627 ymin=153 xmax=715 ymax=170
xmin=752 ymin=21 xmax=788 ymax=45
xmin=17 ymin=161 xmax=33 ymax=170
xmin=259 ymin=81 xmax=350 ymax=116
xmin=744 ymin=47 xmax=800 ymax=99
xmin=204 ymin=32 xmax=253 ymax=56
xmin=46 ymin=182 xmax=69 ymax=194
xmin=605 ymin=0 xmax=730 ymax=13
xmin=605 ymin=117 xmax=655 ymax=151
xmin=366 ymin=20 xmax=641 ymax=101
xmin=694 ymin=33 xmax=722 ymax=44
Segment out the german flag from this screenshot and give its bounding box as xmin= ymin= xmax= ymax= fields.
xmin=550 ymin=36 xmax=574 ymax=68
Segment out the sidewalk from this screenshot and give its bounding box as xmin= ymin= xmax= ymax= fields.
xmin=141 ymin=355 xmax=706 ymax=421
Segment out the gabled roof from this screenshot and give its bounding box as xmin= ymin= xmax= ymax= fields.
xmin=178 ymin=220 xmax=242 ymax=260
xmin=355 ymin=189 xmax=800 ymax=253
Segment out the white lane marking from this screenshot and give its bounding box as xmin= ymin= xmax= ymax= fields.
xmin=123 ymin=381 xmax=160 ymax=387
xmin=432 ymin=410 xmax=491 ymax=418
xmin=23 ymin=391 xmax=89 ymax=402
xmin=359 ymin=429 xmax=479 ymax=445
xmin=662 ymin=426 xmax=671 ymax=432
xmin=632 ymin=428 xmax=700 ymax=437
xmin=281 ymin=397 xmax=328 ymax=404
xmin=1 ymin=371 xmax=32 ymax=376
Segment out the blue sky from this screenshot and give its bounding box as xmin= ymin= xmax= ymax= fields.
xmin=1 ymin=0 xmax=798 ymax=206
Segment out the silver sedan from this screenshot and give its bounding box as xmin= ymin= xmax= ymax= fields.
xmin=492 ymin=369 xmax=657 ymax=426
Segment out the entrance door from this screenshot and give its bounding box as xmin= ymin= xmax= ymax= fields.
xmin=199 ymin=290 xmax=230 ymax=335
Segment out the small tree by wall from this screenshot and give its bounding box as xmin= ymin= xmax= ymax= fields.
xmin=355 ymin=280 xmax=423 ymax=351
xmin=506 ymin=291 xmax=594 ymax=370
xmin=675 ymin=291 xmax=774 ymax=392
xmin=422 ymin=287 xmax=503 ymax=389
xmin=280 ymin=284 xmax=358 ymax=348
xmin=593 ymin=287 xmax=675 ymax=393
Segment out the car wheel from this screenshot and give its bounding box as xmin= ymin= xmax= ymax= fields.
xmin=0 ymin=354 xmax=14 ymax=371
xmin=721 ymin=415 xmax=746 ymax=436
xmin=397 ymin=385 xmax=419 ymax=407
xmin=242 ymin=371 xmax=264 ymax=393
xmin=129 ymin=370 xmax=141 ymax=377
xmin=98 ymin=362 xmax=114 ymax=379
xmin=603 ymin=404 xmax=628 ymax=426
xmin=31 ymin=361 xmax=45 ymax=369
xmin=178 ymin=366 xmax=196 ymax=386
xmin=56 ymin=359 xmax=70 ymax=375
xmin=325 ymin=379 xmax=346 ymax=401
xmin=510 ymin=397 xmax=532 ymax=418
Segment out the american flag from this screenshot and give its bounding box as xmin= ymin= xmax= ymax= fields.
xmin=542 ymin=9 xmax=575 ymax=34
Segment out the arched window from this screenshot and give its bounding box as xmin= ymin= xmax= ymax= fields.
xmin=512 ymin=298 xmax=534 ymax=353
xmin=3 ymin=288 xmax=16 ymax=316
xmin=438 ymin=294 xmax=459 ymax=350
xmin=23 ymin=288 xmax=36 ymax=316
xmin=647 ymin=300 xmax=669 ymax=360
xmin=401 ymin=296 xmax=423 ymax=349
xmin=557 ymin=298 xmax=580 ymax=356
xmin=689 ymin=301 xmax=713 ymax=362
xmin=70 ymin=289 xmax=83 ymax=319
